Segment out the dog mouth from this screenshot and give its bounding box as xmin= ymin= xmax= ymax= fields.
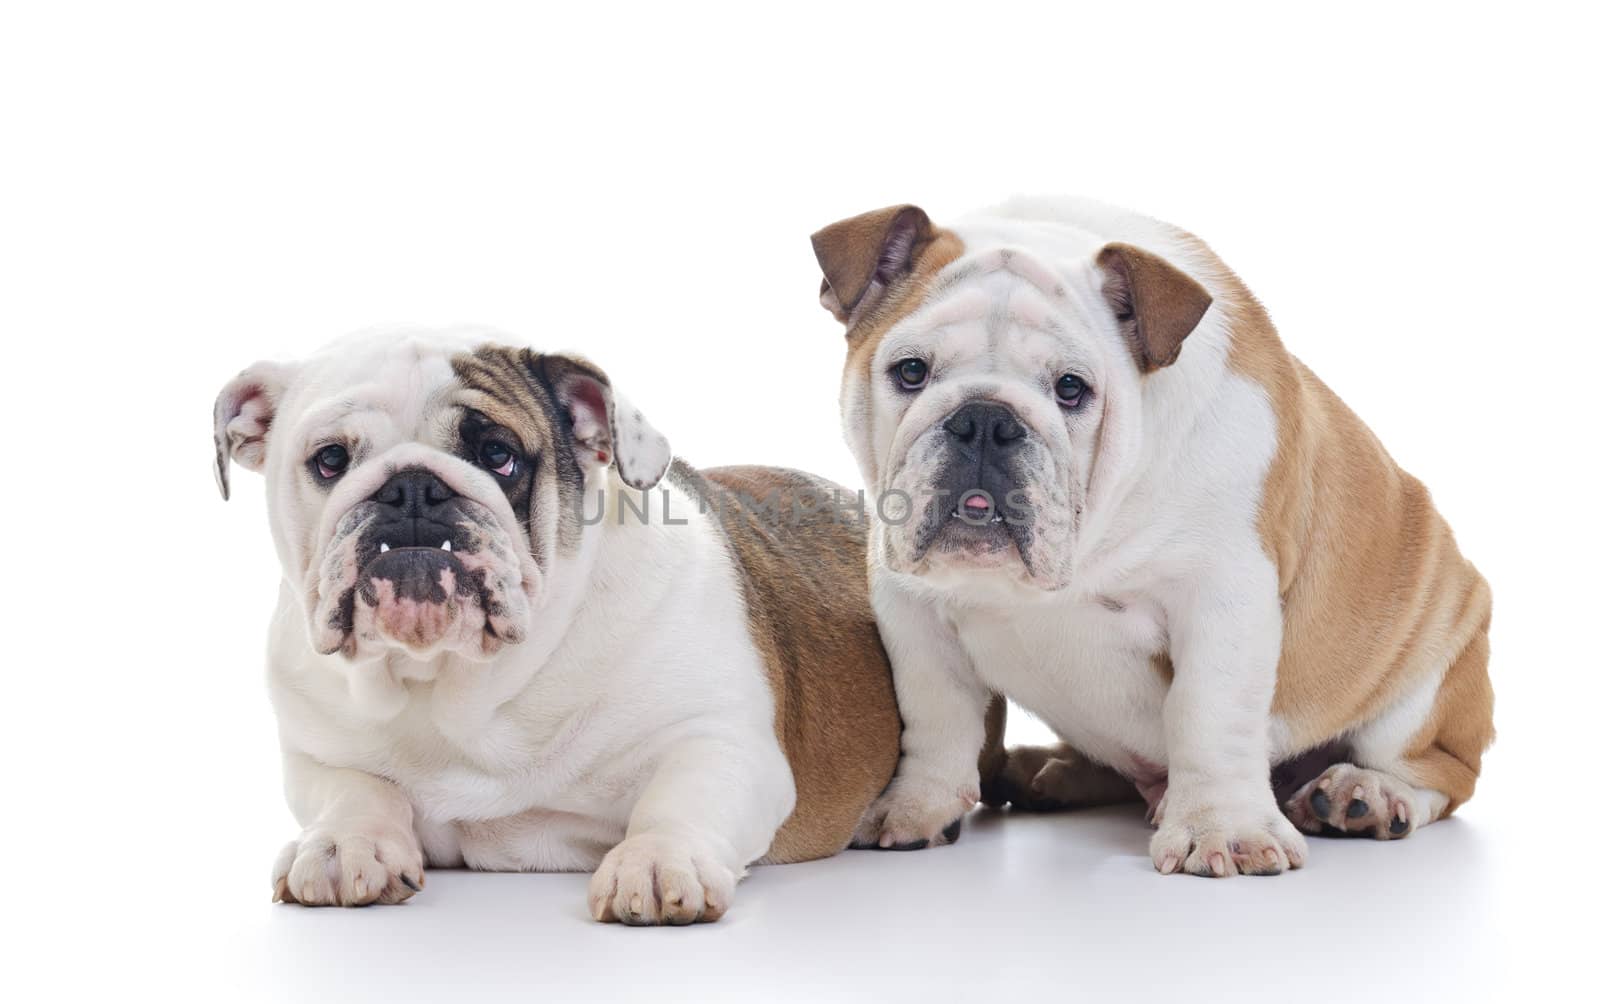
xmin=931 ymin=509 xmax=1024 ymax=556
xmin=913 ymin=486 xmax=1029 ymax=554
xmin=378 ymin=539 xmax=453 ymax=554
xmin=310 ymin=497 xmax=531 ymax=660
xmin=948 ymin=489 xmax=1011 ymax=527
xmin=360 ymin=543 xmax=464 ymax=598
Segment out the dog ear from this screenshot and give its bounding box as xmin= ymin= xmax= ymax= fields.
xmin=538 ymin=355 xmax=672 ymax=490
xmin=810 ymin=204 xmax=933 ymax=326
xmin=212 ymin=360 xmax=298 ymax=500
xmin=1095 ymin=243 xmax=1213 ymax=373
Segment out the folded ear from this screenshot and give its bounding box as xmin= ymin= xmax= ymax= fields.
xmin=212 ymin=360 xmax=297 ymax=500
xmin=537 ymin=355 xmax=671 ymax=490
xmin=810 ymin=204 xmax=933 ymax=326
xmin=1095 ymin=243 xmax=1213 ymax=373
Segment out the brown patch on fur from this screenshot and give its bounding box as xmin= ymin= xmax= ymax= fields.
xmin=812 ymin=204 xmax=931 ymax=322
xmin=1404 ymin=625 xmax=1493 ymax=813
xmin=1202 ymin=238 xmax=1494 ymax=813
xmin=976 ymin=694 xmax=1008 ymax=805
xmin=451 ymin=346 xmax=596 ymax=560
xmin=1096 ymin=242 xmax=1213 ymax=372
xmin=984 ymin=740 xmax=1141 ymax=812
xmin=843 ymin=227 xmax=966 ymax=398
xmin=686 ymin=463 xmax=902 ymax=863
xmin=816 ymin=212 xmax=966 ymax=487
xmin=1150 ymin=651 xmax=1175 ymax=687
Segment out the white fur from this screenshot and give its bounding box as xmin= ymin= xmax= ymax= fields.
xmin=224 ymin=329 xmax=795 ymax=918
xmin=848 ymin=198 xmax=1313 ymax=875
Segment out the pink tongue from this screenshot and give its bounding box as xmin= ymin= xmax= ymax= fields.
xmin=962 ymin=493 xmax=990 ymax=510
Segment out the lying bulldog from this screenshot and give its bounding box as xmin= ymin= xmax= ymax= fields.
xmin=212 ymin=328 xmax=900 ymax=919
xmin=812 ymin=198 xmax=1494 ymax=876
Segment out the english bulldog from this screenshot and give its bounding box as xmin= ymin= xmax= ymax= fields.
xmin=212 ymin=328 xmax=900 ymax=919
xmin=812 ymin=198 xmax=1494 ymax=876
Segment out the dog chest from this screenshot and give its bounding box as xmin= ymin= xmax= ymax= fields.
xmin=952 ymin=595 xmax=1171 ymax=772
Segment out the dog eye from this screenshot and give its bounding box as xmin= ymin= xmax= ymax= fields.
xmin=313 ymin=444 xmax=350 ymax=480
xmin=893 ymin=358 xmax=929 ymax=390
xmin=478 ymin=440 xmax=519 ymax=478
xmin=1055 ymin=374 xmax=1089 ymax=409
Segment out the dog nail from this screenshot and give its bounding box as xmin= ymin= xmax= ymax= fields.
xmin=1310 ymin=789 xmax=1332 ymax=820
xmin=1158 ymin=855 xmax=1178 ymax=874
xmin=401 ymin=874 xmax=421 ymax=892
xmin=1208 ymin=852 xmax=1228 ymax=876
xmin=1389 ymin=815 xmax=1410 ymax=835
xmin=941 ymin=819 xmax=963 ymax=843
xmin=1346 ymin=798 xmax=1369 ymax=819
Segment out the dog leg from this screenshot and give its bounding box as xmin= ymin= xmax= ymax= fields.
xmin=588 ymin=735 xmax=792 ymax=925
xmin=272 ymin=752 xmax=426 ymax=907
xmin=1286 ymin=628 xmax=1491 ymax=839
xmin=850 ymin=582 xmax=990 ymax=850
xmin=1151 ymin=578 xmax=1308 ymax=877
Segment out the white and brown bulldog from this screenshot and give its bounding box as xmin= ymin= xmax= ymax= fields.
xmin=213 ymin=328 xmax=899 ymax=919
xmin=812 ymin=198 xmax=1494 ymax=876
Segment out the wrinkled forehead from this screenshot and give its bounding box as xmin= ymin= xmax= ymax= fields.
xmin=879 ymin=246 xmax=1108 ymax=376
xmin=286 ymin=333 xmax=479 ymax=451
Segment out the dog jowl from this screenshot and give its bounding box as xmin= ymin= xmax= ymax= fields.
xmin=310 ymin=472 xmax=528 ymax=658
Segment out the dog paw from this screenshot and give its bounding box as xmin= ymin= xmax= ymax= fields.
xmin=1150 ymin=801 xmax=1308 ymax=877
xmin=1284 ymin=763 xmax=1418 ymax=839
xmin=851 ymin=776 xmax=976 ymax=850
xmin=272 ymin=820 xmax=425 ymax=906
xmin=588 ymin=833 xmax=738 ymax=925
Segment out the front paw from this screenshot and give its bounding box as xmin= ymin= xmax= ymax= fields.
xmin=1150 ymin=801 xmax=1308 ymax=878
xmin=588 ymin=833 xmax=738 ymax=926
xmin=272 ymin=820 xmax=425 ymax=906
xmin=851 ymin=776 xmax=977 ymax=851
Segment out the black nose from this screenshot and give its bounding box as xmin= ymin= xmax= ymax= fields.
xmin=942 ymin=402 xmax=1027 ymax=449
xmin=371 ymin=467 xmax=457 ymax=513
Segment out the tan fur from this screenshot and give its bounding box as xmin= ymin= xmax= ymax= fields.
xmin=1096 ymin=242 xmax=1213 ymax=372
xmin=833 ymin=219 xmax=967 ymax=488
xmin=812 ymin=204 xmax=931 ymax=320
xmin=690 ymin=464 xmax=903 ymax=863
xmin=1198 ymin=238 xmax=1494 ymax=814
xmin=840 ymin=227 xmax=967 ymax=382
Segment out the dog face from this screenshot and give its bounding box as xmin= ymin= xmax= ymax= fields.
xmin=213 ymin=329 xmax=670 ymax=662
xmin=813 ymin=206 xmax=1212 ymax=594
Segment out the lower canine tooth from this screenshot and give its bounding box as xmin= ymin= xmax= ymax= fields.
xmin=379 ymin=542 xmax=390 ymax=553
xmin=441 ymin=540 xmax=452 ymax=552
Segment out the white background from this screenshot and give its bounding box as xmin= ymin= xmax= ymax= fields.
xmin=3 ymin=2 xmax=1596 ymax=1001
